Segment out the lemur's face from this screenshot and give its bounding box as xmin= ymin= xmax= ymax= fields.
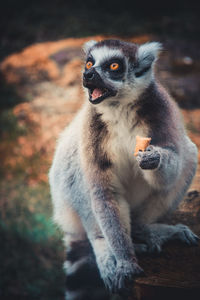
xmin=83 ymin=46 xmax=128 ymax=104
xmin=83 ymin=39 xmax=161 ymax=105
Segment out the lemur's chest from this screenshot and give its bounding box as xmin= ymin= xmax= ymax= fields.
xmin=100 ymin=106 xmax=151 ymax=205
xmin=109 ymin=120 xmax=151 ymax=206
xmin=109 ymin=114 xmax=149 ymax=167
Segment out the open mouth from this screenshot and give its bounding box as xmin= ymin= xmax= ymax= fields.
xmin=88 ymin=86 xmax=116 ymax=104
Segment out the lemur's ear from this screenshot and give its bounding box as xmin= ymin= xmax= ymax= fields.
xmin=135 ymin=42 xmax=162 ymax=77
xmin=83 ymin=40 xmax=97 ymax=54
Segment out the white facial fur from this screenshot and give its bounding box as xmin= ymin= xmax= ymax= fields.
xmin=90 ymin=46 xmax=123 ymax=67
xmin=83 ymin=40 xmax=97 ymax=54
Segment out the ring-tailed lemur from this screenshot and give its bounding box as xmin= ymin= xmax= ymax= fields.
xmin=49 ymin=39 xmax=198 ymax=299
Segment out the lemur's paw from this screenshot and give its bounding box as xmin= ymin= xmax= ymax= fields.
xmin=111 ymin=260 xmax=144 ymax=293
xmin=98 ymin=255 xmax=117 ymax=291
xmin=136 ymin=146 xmax=160 ymax=170
xmin=174 ymin=224 xmax=199 ymax=246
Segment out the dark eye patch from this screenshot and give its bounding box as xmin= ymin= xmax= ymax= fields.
xmin=101 ymin=57 xmax=125 ymax=81
xmin=102 ymin=57 xmax=124 ymax=71
xmin=86 ymin=56 xmax=95 ymax=66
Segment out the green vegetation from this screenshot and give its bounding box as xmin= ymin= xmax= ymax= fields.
xmin=0 ymin=105 xmax=65 ymax=299
xmin=0 ymin=110 xmax=27 ymax=139
xmin=0 ymin=180 xmax=65 ymax=300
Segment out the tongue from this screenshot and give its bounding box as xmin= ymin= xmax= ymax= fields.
xmin=91 ymin=88 xmax=103 ymax=100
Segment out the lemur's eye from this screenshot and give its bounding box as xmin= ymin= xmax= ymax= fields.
xmin=86 ymin=61 xmax=93 ymax=69
xmin=110 ymin=63 xmax=119 ymax=70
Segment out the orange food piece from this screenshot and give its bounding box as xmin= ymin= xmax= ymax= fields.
xmin=134 ymin=135 xmax=152 ymax=156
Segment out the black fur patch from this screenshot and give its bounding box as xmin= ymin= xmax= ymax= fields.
xmin=136 ymin=82 xmax=180 ymax=149
xmin=90 ymin=39 xmax=138 ymax=63
xmin=65 ymin=260 xmax=103 ymax=290
xmin=90 ymin=109 xmax=112 ymax=171
xmin=65 ymin=241 xmax=104 ymax=291
xmin=135 ymin=65 xmax=151 ymax=77
xmin=66 ymin=240 xmax=91 ymax=263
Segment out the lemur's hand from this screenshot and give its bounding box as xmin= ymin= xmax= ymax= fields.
xmin=136 ymin=146 xmax=160 ymax=170
xmin=98 ymin=254 xmax=144 ymax=294
xmin=112 ymin=259 xmax=144 ymax=294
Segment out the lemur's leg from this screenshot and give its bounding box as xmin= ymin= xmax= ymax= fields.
xmin=132 ymin=223 xmax=199 ymax=254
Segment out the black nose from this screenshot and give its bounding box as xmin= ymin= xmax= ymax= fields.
xmin=83 ymin=70 xmax=95 ymax=81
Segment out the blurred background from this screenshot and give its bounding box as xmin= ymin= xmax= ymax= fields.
xmin=0 ymin=1 xmax=200 ymax=299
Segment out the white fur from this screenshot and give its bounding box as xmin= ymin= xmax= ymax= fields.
xmin=91 ymin=46 xmax=124 ymax=67
xmin=83 ymin=40 xmax=97 ymax=54
xmin=137 ymin=42 xmax=162 ymax=63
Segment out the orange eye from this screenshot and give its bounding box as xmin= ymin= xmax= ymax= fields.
xmin=86 ymin=61 xmax=93 ymax=69
xmin=110 ymin=63 xmax=119 ymax=70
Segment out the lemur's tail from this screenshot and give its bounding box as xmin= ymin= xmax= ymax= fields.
xmin=64 ymin=239 xmax=110 ymax=300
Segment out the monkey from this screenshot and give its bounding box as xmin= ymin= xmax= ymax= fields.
xmin=49 ymin=39 xmax=199 ymax=299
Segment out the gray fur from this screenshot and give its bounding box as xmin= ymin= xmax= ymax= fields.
xmin=49 ymin=39 xmax=198 ymax=298
xmin=132 ymin=223 xmax=199 ymax=254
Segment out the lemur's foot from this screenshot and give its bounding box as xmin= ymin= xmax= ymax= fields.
xmin=132 ymin=223 xmax=199 ymax=255
xmin=173 ymin=224 xmax=199 ymax=246
xmin=136 ymin=146 xmax=160 ymax=170
xmin=112 ymin=259 xmax=144 ymax=294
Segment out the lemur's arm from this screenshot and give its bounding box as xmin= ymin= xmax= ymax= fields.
xmin=89 ymin=172 xmax=135 ymax=261
xmin=80 ymin=109 xmax=136 ymax=262
xmin=81 ymin=149 xmax=134 ymax=259
xmin=80 ymin=162 xmax=144 ymax=291
xmin=136 ymin=145 xmax=181 ymax=189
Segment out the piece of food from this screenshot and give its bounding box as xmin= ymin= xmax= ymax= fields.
xmin=134 ymin=135 xmax=152 ymax=156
